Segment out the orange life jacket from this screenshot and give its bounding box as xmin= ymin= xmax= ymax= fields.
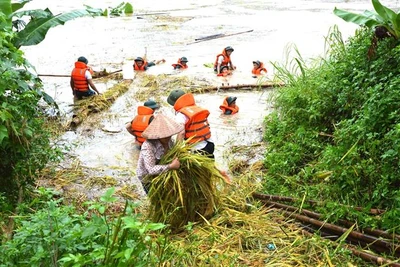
xmin=214 ymin=49 xmax=231 ymax=69
xmin=174 ymin=93 xmax=211 ymax=144
xmin=172 ymin=58 xmax=188 ymax=69
xmin=133 ymin=61 xmax=148 ymax=71
xmin=252 ymin=62 xmax=267 ymax=75
xmin=217 ymin=70 xmax=231 ymax=77
xmin=71 ymin=61 xmax=91 ymax=91
xmin=131 ymin=106 xmax=154 ymax=145
xmin=219 ymin=97 xmax=239 ymax=114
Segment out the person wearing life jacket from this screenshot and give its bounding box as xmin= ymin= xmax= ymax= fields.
xmin=217 ymin=65 xmax=232 ymax=77
xmin=70 ymin=56 xmax=100 ymax=99
xmin=220 ymin=96 xmax=239 ymax=115
xmin=133 ymin=57 xmax=166 ymax=71
xmin=172 ymin=57 xmax=188 ymax=70
xmin=214 ymin=46 xmax=236 ymax=74
xmin=126 ymin=100 xmax=160 ymax=147
xmin=252 ymin=60 xmax=267 ymax=76
xmin=167 ymin=89 xmax=232 ymax=183
xmin=167 ymin=89 xmax=215 ymax=158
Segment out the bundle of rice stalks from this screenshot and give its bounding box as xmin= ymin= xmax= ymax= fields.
xmin=70 ymin=80 xmax=132 ymax=128
xmin=147 ymin=141 xmax=226 ymax=231
xmin=135 ymin=74 xmax=200 ymax=102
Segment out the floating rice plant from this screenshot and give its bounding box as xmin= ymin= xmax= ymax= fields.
xmin=70 ymin=80 xmax=132 ymax=127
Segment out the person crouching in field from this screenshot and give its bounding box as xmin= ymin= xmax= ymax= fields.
xmin=136 ymin=114 xmax=183 ymax=194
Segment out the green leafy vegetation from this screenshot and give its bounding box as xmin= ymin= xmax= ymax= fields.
xmin=101 ymin=2 xmax=134 ymax=17
xmin=0 ymin=188 xmax=167 ymax=266
xmin=334 ymin=0 xmax=400 ymax=39
xmin=0 ymin=11 xmax=60 ymax=205
xmin=1 ymin=0 xmax=103 ymax=48
xmin=263 ymin=23 xmax=400 ymax=231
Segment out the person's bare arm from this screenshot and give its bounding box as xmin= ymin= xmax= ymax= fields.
xmin=229 ymin=60 xmax=236 ymax=70
xmin=125 ymin=122 xmax=135 ymax=136
xmin=88 ymin=79 xmax=101 ymax=95
xmin=216 ymin=62 xmax=222 ymax=74
xmin=70 ymin=78 xmax=75 ymax=94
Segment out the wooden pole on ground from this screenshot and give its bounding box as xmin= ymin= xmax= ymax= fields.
xmin=37 ymin=69 xmax=122 ymax=79
xmin=193 ymin=82 xmax=284 ymax=92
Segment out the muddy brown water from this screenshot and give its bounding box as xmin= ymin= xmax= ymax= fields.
xmin=23 ymin=0 xmax=399 ymax=197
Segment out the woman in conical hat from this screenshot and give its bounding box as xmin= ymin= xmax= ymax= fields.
xmin=136 ymin=114 xmax=184 ymax=194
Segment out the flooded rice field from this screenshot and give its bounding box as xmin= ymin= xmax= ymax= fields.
xmin=23 ymin=0 xmax=399 ymax=198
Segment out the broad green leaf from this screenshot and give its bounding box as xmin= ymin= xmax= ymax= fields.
xmin=122 ymin=217 xmax=142 ymax=229
xmin=124 ymin=3 xmax=133 ymax=14
xmin=12 ymin=9 xmax=52 ymax=19
xmin=98 ymin=205 xmax=105 ymax=214
xmin=100 ymin=187 xmax=117 ymax=202
xmin=13 ymin=8 xmax=102 ymax=48
xmin=146 ymin=222 xmax=165 ymax=231
xmin=333 ymin=7 xmax=379 ymax=28
xmin=37 ymin=90 xmax=56 ymax=105
xmin=0 ymin=125 xmax=9 ymax=144
xmin=0 ymin=109 xmax=13 ymax=121
xmin=372 ymin=0 xmax=397 ymax=22
xmin=395 ymin=14 xmax=400 ymax=34
xmin=82 ymin=225 xmax=99 ymax=238
xmin=82 ymin=5 xmax=103 ymax=16
xmin=124 ymin=248 xmax=133 ymax=260
xmin=11 ymin=0 xmax=31 ymax=13
xmin=0 ymin=0 xmax=12 ymax=17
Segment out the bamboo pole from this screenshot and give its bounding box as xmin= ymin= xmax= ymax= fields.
xmin=193 ymin=82 xmax=283 ymax=93
xmin=253 ymin=192 xmax=386 ymax=215
xmin=37 ymin=69 xmax=122 ymax=79
xmin=195 ymin=33 xmax=225 ymax=41
xmin=38 ymin=74 xmax=71 ymax=77
xmin=262 ymin=199 xmax=400 ymax=242
xmin=186 ymin=29 xmax=254 ymax=45
xmin=347 ymin=246 xmax=400 ymax=267
xmin=301 ymin=226 xmax=400 ymax=267
xmin=280 ymin=210 xmax=400 ymax=256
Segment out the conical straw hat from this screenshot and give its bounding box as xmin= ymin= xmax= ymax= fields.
xmin=142 ymin=114 xmax=184 ymax=139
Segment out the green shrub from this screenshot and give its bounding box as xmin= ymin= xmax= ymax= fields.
xmin=0 ymin=13 xmax=60 ymax=204
xmin=263 ymin=26 xmax=400 ymax=231
xmin=0 ymin=188 xmax=167 ymax=266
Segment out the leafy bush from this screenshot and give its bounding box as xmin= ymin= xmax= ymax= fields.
xmin=263 ymin=25 xmax=400 ymax=231
xmin=0 ymin=13 xmax=60 ymax=204
xmin=0 ymin=188 xmax=166 ymax=266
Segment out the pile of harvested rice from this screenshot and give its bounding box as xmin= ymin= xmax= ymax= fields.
xmin=147 ymin=141 xmax=227 ymax=231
